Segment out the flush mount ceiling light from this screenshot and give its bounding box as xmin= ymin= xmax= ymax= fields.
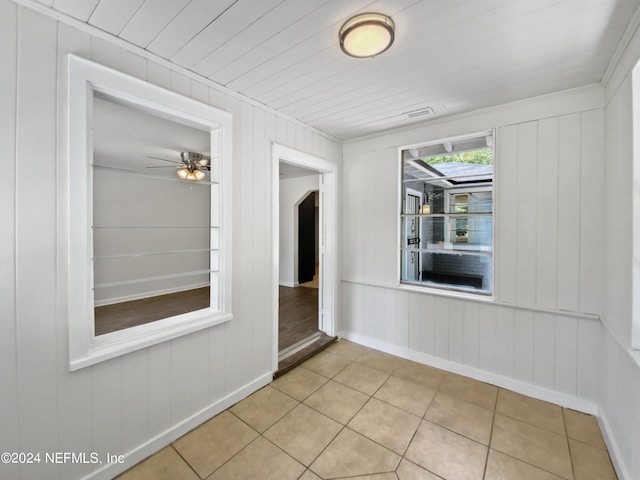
xmin=339 ymin=13 xmax=395 ymax=58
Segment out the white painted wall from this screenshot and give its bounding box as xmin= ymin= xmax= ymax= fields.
xmin=598 ymin=16 xmax=640 ymax=479
xmin=0 ymin=2 xmax=341 ymax=479
xmin=278 ymin=174 xmax=320 ymax=287
xmin=341 ymin=38 xmax=640 ymax=477
xmin=341 ymin=85 xmax=608 ymax=437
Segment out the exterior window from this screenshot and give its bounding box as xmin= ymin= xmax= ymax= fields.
xmin=400 ymin=132 xmax=493 ymax=295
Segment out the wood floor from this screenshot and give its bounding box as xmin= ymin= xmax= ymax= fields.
xmin=95 ymin=282 xmax=318 ymax=350
xmin=94 ymin=286 xmax=210 ymax=336
xmin=278 ymin=285 xmax=319 ymax=351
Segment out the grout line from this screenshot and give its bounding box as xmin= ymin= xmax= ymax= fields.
xmin=170 ymin=444 xmax=203 ymax=480
xmin=562 ymin=407 xmax=577 ymax=480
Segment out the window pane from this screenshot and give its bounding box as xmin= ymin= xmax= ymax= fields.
xmin=401 ymin=134 xmax=493 ymax=294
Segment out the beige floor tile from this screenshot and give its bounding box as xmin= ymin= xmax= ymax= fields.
xmin=348 ymin=397 xmax=422 ymax=455
xmin=299 ymin=469 xmax=323 ymax=480
xmin=405 ymin=420 xmax=487 ymax=480
xmin=375 ymin=376 xmax=436 ymax=417
xmin=333 ymin=362 xmax=390 ymax=395
xmin=172 ymin=411 xmax=258 ymax=478
xmin=497 ymin=389 xmax=565 ymax=434
xmin=264 ymin=404 xmax=342 ymax=466
xmin=393 ymin=361 xmax=447 ymax=390
xmin=439 ymin=373 xmax=498 ymax=410
xmin=116 ymin=446 xmax=198 ymax=480
xmin=310 ymin=428 xmax=400 ymax=478
xmin=485 ymin=449 xmax=565 ymax=480
xmin=302 ymin=350 xmax=352 ymax=378
xmin=334 ymin=474 xmax=398 ymax=480
xmin=491 ymin=414 xmax=573 ymax=479
xmin=569 ymin=439 xmax=617 ymax=480
xmin=563 ymin=409 xmax=607 ymax=450
xmin=425 ymin=392 xmax=494 ymax=445
xmin=324 ymin=339 xmax=369 ymax=360
xmin=354 ymin=349 xmax=406 ymax=374
xmin=207 ymin=437 xmax=305 ymax=480
xmin=230 ymin=385 xmax=298 ymax=433
xmin=304 ymin=380 xmax=369 ymax=424
xmin=396 ymin=459 xmax=442 ymax=480
xmin=271 ymin=366 xmax=329 ymax=401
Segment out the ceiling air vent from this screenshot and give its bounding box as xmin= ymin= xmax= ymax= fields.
xmin=404 ymin=106 xmax=434 ymax=118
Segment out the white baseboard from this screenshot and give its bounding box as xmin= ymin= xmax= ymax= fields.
xmin=340 ymin=331 xmax=598 ymax=415
xmin=94 ymin=282 xmax=209 ymax=307
xmin=279 ymin=281 xmax=298 ymax=288
xmin=82 ymin=371 xmax=273 ymax=480
xmin=597 ymin=410 xmax=631 ymax=480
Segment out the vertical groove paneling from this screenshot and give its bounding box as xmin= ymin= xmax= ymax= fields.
xmin=407 ymin=292 xmax=423 ymax=352
xmin=579 ymin=109 xmax=604 ymax=315
xmin=252 ymin=105 xmax=270 ymax=376
xmin=170 ymin=336 xmax=196 ymax=423
xmin=121 ymin=350 xmax=149 ymax=453
xmin=3 ymin=5 xmax=343 ymax=479
xmin=394 ymin=290 xmax=409 ymax=348
xmin=146 ymin=342 xmax=172 ymax=440
xmin=342 ymin=156 xmax=356 ymax=280
xmin=557 ymin=114 xmax=582 ymax=312
xmin=477 ymin=303 xmax=497 ymax=372
xmin=463 ymin=302 xmax=480 ymax=368
xmin=0 ymin=2 xmax=19 ymax=478
xmin=535 ymin=117 xmax=559 ymax=310
xmin=420 ymin=294 xmax=436 ymax=356
xmin=15 ymin=8 xmax=60 ymax=479
xmin=533 ymin=313 xmax=556 ymax=389
xmin=372 ymin=150 xmax=386 ymax=284
xmin=576 ymin=319 xmax=601 ymax=401
xmin=433 ymin=297 xmax=449 ymax=359
xmin=513 ymin=310 xmax=535 ymax=383
xmin=515 ymin=122 xmax=538 ymax=306
xmin=494 ymin=307 xmax=515 ymax=378
xmin=448 ymin=300 xmax=464 ymax=363
xmin=554 ymin=316 xmax=578 ymax=395
xmin=92 ymin=360 xmax=123 ymax=466
xmin=495 ymin=124 xmax=518 ymax=303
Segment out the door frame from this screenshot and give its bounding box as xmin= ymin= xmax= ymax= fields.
xmin=271 ymin=144 xmax=338 ymax=372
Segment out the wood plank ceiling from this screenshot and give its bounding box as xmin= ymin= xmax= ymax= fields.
xmin=31 ymin=0 xmax=640 ymax=140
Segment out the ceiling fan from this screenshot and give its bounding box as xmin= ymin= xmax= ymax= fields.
xmin=147 ymin=151 xmax=210 ymax=181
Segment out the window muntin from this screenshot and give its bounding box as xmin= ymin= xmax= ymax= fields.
xmin=401 ymin=133 xmax=493 ymax=295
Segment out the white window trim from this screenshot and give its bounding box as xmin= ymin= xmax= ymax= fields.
xmin=633 ymin=61 xmax=640 ymax=350
xmin=63 ymin=55 xmax=233 ymax=371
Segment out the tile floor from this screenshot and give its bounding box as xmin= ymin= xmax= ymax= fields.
xmin=117 ymin=340 xmax=617 ymax=480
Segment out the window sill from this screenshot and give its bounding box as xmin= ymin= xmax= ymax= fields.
xmin=399 ymin=281 xmax=494 ymax=302
xmin=69 ymin=310 xmax=232 ymax=371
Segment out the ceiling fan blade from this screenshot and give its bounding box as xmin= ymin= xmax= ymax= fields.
xmin=147 ymin=155 xmax=181 ymax=164
xmin=145 ymin=165 xmax=178 ymax=168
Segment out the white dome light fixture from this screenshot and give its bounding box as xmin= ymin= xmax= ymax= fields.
xmin=339 ymin=13 xmax=395 ymax=58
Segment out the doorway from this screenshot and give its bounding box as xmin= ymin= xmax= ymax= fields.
xmin=278 ymin=184 xmax=320 ymax=354
xmin=272 ymin=144 xmax=337 ymax=373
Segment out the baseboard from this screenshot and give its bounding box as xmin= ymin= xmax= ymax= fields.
xmin=94 ymin=282 xmax=209 ymax=307
xmin=597 ymin=409 xmax=631 ymax=480
xmin=82 ymin=371 xmax=273 ymax=480
xmin=279 ymin=281 xmax=297 ymax=288
xmin=340 ymin=331 xmax=598 ymax=415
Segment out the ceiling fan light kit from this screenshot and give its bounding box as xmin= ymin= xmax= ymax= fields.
xmin=339 ymin=12 xmax=395 ymax=58
xmin=177 ymin=168 xmax=205 ymax=181
xmin=147 ymin=151 xmax=210 ymax=181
